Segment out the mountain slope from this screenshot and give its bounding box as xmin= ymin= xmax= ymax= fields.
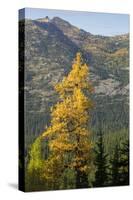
xmin=19 ymin=17 xmax=129 ymax=147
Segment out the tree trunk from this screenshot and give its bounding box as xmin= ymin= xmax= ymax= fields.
xmin=76 ymin=169 xmax=88 ymax=188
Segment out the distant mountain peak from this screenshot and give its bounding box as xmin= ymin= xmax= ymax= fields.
xmin=51 ymin=16 xmax=73 ymax=28
xmin=52 ymin=16 xmax=68 ymax=22
xmin=37 ymin=16 xmax=50 ymax=23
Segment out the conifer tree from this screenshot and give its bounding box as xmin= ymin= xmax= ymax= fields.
xmin=110 ymin=143 xmax=121 ymax=186
xmin=42 ymin=52 xmax=94 ymax=189
xmin=119 ymin=140 xmax=129 ymax=185
xmin=110 ymin=139 xmax=129 ymax=186
xmin=93 ymin=127 xmax=109 ymax=187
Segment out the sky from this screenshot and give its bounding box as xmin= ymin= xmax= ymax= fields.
xmin=20 ymin=8 xmax=129 ymax=36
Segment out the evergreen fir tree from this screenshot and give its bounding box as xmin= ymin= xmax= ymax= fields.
xmin=109 ymin=139 xmax=129 ymax=186
xmin=109 ymin=143 xmax=121 ymax=186
xmin=119 ymin=140 xmax=129 ymax=185
xmin=93 ymin=127 xmax=109 ymax=187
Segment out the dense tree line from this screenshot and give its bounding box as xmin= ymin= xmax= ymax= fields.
xmin=25 ymin=129 xmax=129 ymax=191
xmin=93 ymin=129 xmax=129 ymax=188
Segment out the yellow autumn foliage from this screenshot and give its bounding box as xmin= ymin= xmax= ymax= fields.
xmin=40 ymin=52 xmax=94 ymax=183
xmin=55 ymin=52 xmax=94 ymax=99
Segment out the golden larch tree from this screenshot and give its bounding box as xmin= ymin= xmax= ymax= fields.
xmin=42 ymin=52 xmax=94 ymax=189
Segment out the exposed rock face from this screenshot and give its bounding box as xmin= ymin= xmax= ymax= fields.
xmin=19 ymin=17 xmax=129 ymax=141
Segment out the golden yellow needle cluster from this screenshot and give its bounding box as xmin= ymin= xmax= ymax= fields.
xmin=27 ymin=53 xmax=94 ymax=186
xmin=42 ymin=53 xmax=94 ymax=178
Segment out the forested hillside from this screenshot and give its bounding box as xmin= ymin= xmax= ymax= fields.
xmin=19 ymin=17 xmax=129 ymax=150
xmin=19 ymin=16 xmax=129 ymax=191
